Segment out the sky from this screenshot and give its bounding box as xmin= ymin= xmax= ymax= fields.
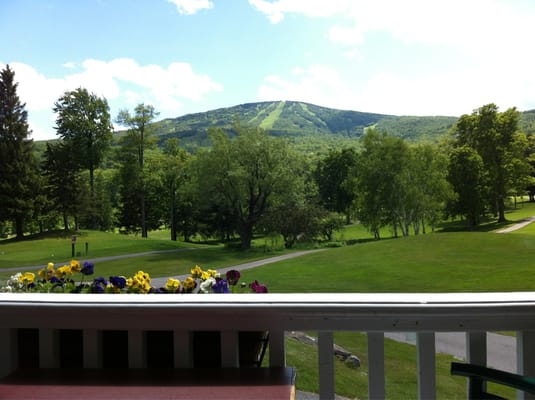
xmin=2 ymin=0 xmax=535 ymax=141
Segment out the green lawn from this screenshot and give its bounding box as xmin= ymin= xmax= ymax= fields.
xmin=2 ymin=203 xmax=535 ymax=399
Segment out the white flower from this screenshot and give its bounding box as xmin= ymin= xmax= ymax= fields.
xmin=199 ymin=277 xmax=216 ymax=293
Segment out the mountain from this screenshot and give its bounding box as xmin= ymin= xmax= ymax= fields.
xmin=39 ymin=101 xmax=535 ymax=153
xmin=149 ymin=101 xmax=460 ymax=150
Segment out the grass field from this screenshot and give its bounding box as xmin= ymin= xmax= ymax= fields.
xmin=1 ymin=202 xmax=534 ymax=399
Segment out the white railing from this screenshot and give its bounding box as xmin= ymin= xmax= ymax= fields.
xmin=1 ymin=292 xmax=535 ymax=399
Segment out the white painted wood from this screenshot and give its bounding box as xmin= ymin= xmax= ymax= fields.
xmin=2 ymin=292 xmax=535 ymax=399
xmin=417 ymin=332 xmax=435 ymax=400
xmin=0 ymin=328 xmax=17 ymax=377
xmin=466 ymin=331 xmax=487 ymax=397
xmin=174 ymin=331 xmax=193 ymax=368
xmin=128 ymin=330 xmax=145 ymax=368
xmin=83 ymin=329 xmax=102 ymax=368
xmin=318 ymin=331 xmax=335 ymax=400
xmin=269 ymin=330 xmax=285 ymax=367
xmin=516 ymin=330 xmax=535 ymax=400
xmin=466 ymin=331 xmax=486 ymax=365
xmin=39 ymin=328 xmax=59 ymax=368
xmin=220 ymin=330 xmax=239 ymax=367
xmin=367 ymin=332 xmax=385 ymax=400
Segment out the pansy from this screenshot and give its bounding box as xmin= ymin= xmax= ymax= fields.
xmin=81 ymin=261 xmax=94 ymax=275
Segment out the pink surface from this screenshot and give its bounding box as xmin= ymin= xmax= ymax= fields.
xmin=0 ymin=368 xmax=296 ymax=400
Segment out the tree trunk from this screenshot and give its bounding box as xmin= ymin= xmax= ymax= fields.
xmin=14 ymin=216 xmax=24 ymax=239
xmin=170 ymin=184 xmax=177 ymax=241
xmin=141 ymin=191 xmax=147 ymax=238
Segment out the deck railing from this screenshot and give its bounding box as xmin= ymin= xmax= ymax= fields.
xmin=1 ymin=292 xmax=535 ymax=399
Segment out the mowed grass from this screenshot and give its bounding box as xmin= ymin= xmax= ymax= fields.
xmin=1 ymin=203 xmax=534 ymax=399
xmin=239 ymin=231 xmax=535 ymax=292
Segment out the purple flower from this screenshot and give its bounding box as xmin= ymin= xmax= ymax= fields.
xmin=212 ymin=278 xmax=229 ymax=293
xmin=91 ymin=277 xmax=107 ymax=293
xmin=225 ymin=270 xmax=241 ymax=286
xmin=250 ymin=280 xmax=268 ymax=293
xmin=81 ymin=261 xmax=94 ymax=275
xmin=109 ymin=276 xmax=126 ymax=289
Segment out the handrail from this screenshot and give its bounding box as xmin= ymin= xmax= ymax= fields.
xmin=1 ymin=292 xmax=535 ymax=399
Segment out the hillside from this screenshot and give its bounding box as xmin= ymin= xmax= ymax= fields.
xmin=150 ymin=101 xmax=459 ymax=150
xmin=37 ymin=101 xmax=535 ymax=153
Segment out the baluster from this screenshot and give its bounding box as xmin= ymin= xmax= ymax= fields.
xmin=517 ymin=330 xmax=535 ymax=400
xmin=128 ymin=330 xmax=145 ymax=368
xmin=83 ymin=329 xmax=102 ymax=368
xmin=0 ymin=328 xmax=17 ymax=377
xmin=39 ymin=328 xmax=59 ymax=368
xmin=174 ymin=331 xmax=193 ymax=368
xmin=221 ymin=330 xmax=239 ymax=367
xmin=367 ymin=332 xmax=385 ymax=399
xmin=318 ymin=331 xmax=335 ymax=399
xmin=417 ymin=332 xmax=435 ymax=400
xmin=269 ymin=330 xmax=286 ymax=367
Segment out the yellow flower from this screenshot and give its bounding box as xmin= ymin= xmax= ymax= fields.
xmin=207 ymin=269 xmax=218 ymax=277
xmin=165 ymin=278 xmax=180 ymax=292
xmin=182 ymin=277 xmax=196 ymax=292
xmin=47 ymin=262 xmax=54 ymax=271
xmin=70 ymin=260 xmax=81 ymax=272
xmin=55 ymin=265 xmax=73 ymax=278
xmin=191 ymin=265 xmax=203 ymax=279
xmin=19 ymin=272 xmax=35 ymax=285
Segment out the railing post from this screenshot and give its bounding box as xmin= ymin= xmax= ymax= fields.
xmin=417 ymin=332 xmax=435 ymax=400
xmin=83 ymin=329 xmax=102 ymax=368
xmin=318 ymin=331 xmax=335 ymax=400
xmin=517 ymin=330 xmax=535 ymax=400
xmin=0 ymin=328 xmax=17 ymax=377
xmin=128 ymin=330 xmax=145 ymax=368
xmin=466 ymin=331 xmax=487 ymax=396
xmin=269 ymin=330 xmax=286 ymax=367
xmin=221 ymin=331 xmax=239 ymax=367
xmin=39 ymin=328 xmax=59 ymax=368
xmin=174 ymin=331 xmax=193 ymax=368
xmin=367 ymin=332 xmax=385 ymax=400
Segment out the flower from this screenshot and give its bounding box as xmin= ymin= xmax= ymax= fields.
xmin=1 ymin=261 xmax=268 ymax=294
xmin=250 ymin=280 xmax=268 ymax=293
xmin=81 ymin=261 xmax=94 ymax=275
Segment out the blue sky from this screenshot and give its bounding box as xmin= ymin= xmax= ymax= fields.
xmin=2 ymin=0 xmax=535 ymax=140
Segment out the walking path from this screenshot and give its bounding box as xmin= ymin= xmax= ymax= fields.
xmin=496 ymin=216 xmax=535 ymax=233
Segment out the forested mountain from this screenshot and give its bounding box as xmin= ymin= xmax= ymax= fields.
xmin=148 ymin=101 xmax=459 ymax=149
xmin=37 ymin=101 xmax=535 ymax=152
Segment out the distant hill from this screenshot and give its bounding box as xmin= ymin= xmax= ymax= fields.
xmin=150 ymin=101 xmax=460 ymax=150
xmin=37 ymin=101 xmax=535 ymax=153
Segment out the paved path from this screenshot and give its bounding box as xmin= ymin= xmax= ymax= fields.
xmin=150 ymin=249 xmax=325 ymax=288
xmin=2 ymin=248 xmax=195 ymax=273
xmin=385 ymin=332 xmax=516 ymax=372
xmin=496 ymin=216 xmax=535 ymax=233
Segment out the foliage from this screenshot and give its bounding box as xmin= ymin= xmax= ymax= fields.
xmin=192 ymin=125 xmax=301 ymax=248
xmin=115 ymin=103 xmax=159 ymax=237
xmin=0 ymin=65 xmax=39 ymax=239
xmin=314 ymin=148 xmax=358 ymax=222
xmin=451 ymin=104 xmax=530 ymax=224
xmin=53 ymin=88 xmax=113 ymax=229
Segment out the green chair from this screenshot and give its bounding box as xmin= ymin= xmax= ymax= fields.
xmin=451 ymin=362 xmax=535 ymax=399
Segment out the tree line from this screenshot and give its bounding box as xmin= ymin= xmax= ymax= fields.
xmin=1 ymin=65 xmax=534 ymax=247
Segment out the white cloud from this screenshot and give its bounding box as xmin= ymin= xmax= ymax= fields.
xmin=250 ymin=0 xmax=535 ymax=58
xmin=1 ymin=59 xmax=223 ymax=140
xmin=258 ymin=64 xmax=352 ymax=110
xmin=257 ymin=62 xmax=535 ymax=117
xmin=167 ymin=0 xmax=213 ymax=15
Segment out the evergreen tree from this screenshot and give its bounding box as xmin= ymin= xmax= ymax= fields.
xmin=0 ymin=65 xmax=38 ymax=239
